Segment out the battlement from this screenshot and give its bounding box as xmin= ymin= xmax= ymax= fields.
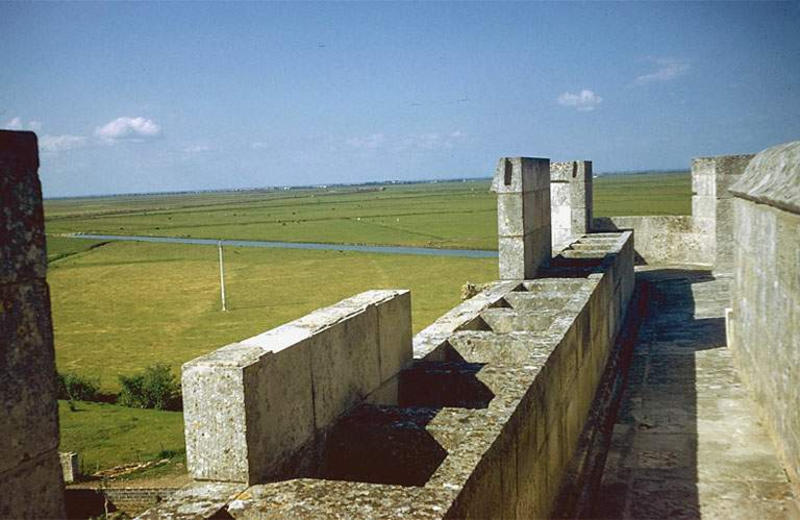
xmin=140 ymin=154 xmax=636 ymax=519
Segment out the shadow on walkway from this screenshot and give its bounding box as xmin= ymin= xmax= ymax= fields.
xmin=589 ymin=268 xmax=798 ymax=519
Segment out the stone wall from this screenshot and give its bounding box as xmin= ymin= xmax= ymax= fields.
xmin=592 ymin=215 xmax=711 ymax=265
xmin=728 ymin=140 xmax=800 ymax=486
xmin=592 ymin=153 xmax=753 ymax=268
xmin=0 ymin=131 xmax=65 ymax=518
xmin=182 ymin=289 xmax=411 ymax=484
xmin=551 ymin=161 xmax=592 ymax=249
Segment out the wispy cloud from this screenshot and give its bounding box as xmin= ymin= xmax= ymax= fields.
xmin=557 ymin=90 xmax=603 ymax=111
xmin=39 ymin=134 xmax=88 ymax=153
xmin=4 ymin=117 xmax=23 ymax=130
xmin=95 ymin=116 xmax=162 ymax=143
xmin=346 ymin=133 xmax=387 ymax=150
xmin=251 ymin=141 xmax=268 ymax=150
xmin=634 ymin=58 xmax=690 ymax=85
xmin=3 ymin=117 xmax=42 ymax=131
xmin=183 ymin=144 xmax=212 ymax=153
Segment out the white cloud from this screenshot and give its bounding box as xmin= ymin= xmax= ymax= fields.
xmin=39 ymin=134 xmax=88 ymax=153
xmin=3 ymin=118 xmax=43 ymax=131
xmin=557 ymin=90 xmax=603 ymax=111
xmin=4 ymin=117 xmax=23 ymax=130
xmin=251 ymin=141 xmax=268 ymax=149
xmin=634 ymin=58 xmax=690 ymax=85
xmin=95 ymin=116 xmax=162 ymax=142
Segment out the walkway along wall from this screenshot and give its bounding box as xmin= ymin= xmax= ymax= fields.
xmin=0 ymin=130 xmax=66 ymax=517
xmin=728 ymin=140 xmax=800 ymax=487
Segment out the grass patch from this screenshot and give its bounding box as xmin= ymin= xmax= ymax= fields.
xmin=58 ymin=400 xmax=184 ymax=477
xmin=46 ymin=236 xmax=108 ymax=263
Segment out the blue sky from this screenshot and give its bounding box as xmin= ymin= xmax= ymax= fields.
xmin=2 ymin=2 xmax=799 ymax=197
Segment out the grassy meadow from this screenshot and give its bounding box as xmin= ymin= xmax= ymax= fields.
xmin=45 ymin=172 xmax=690 ymax=250
xmin=48 ymin=173 xmax=689 ymax=477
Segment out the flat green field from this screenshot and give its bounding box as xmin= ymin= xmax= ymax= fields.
xmin=45 ymin=173 xmax=690 ymax=250
xmin=593 ymin=172 xmax=690 ymax=217
xmin=49 ymin=173 xmax=690 ymax=476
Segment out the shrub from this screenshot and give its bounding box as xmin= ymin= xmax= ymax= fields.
xmin=57 ymin=372 xmax=101 ymax=402
xmin=118 ymin=364 xmax=181 ymax=411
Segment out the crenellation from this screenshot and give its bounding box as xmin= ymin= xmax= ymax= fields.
xmin=493 ymin=157 xmax=552 ymax=279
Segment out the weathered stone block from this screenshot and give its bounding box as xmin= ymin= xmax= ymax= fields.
xmin=309 ymin=305 xmax=380 ymax=430
xmin=245 ymin=337 xmax=315 ymax=482
xmin=550 ymin=160 xmax=593 ymax=249
xmin=376 ymin=290 xmax=412 ymax=384
xmin=692 ymin=195 xmax=716 ymax=219
xmin=183 ymin=362 xmax=250 ymax=482
xmin=550 ymin=161 xmax=574 ymax=182
xmin=60 ymin=451 xmax=79 ymax=483
xmin=497 ymin=193 xmax=525 ymax=236
xmin=498 ymin=236 xmax=527 ymax=280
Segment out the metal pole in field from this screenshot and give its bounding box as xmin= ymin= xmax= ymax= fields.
xmin=218 ymin=240 xmax=227 ymax=311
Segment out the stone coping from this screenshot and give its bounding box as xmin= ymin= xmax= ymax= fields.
xmin=730 ymin=140 xmax=800 ymax=215
xmin=184 ymin=290 xmax=408 ymax=369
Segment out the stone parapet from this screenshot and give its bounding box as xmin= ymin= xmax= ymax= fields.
xmin=182 ymin=289 xmax=412 ymax=484
xmin=592 ymin=215 xmax=712 ymax=266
